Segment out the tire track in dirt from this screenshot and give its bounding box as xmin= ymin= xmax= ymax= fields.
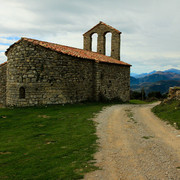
xmin=84 ymin=103 xmax=180 ymax=180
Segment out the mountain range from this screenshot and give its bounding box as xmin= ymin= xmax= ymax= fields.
xmin=130 ymin=69 xmax=180 ymax=94
xmin=131 ymin=68 xmax=180 ymax=78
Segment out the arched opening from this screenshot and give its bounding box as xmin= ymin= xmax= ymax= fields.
xmin=91 ymin=33 xmax=98 ymax=52
xmin=105 ymin=32 xmax=112 ymax=56
xmin=19 ymin=87 xmax=25 ymax=99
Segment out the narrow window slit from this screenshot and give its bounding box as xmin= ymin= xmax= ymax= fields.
xmin=19 ymin=87 xmax=25 ymax=99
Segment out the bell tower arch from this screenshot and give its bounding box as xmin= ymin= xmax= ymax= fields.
xmin=83 ymin=21 xmax=121 ymax=60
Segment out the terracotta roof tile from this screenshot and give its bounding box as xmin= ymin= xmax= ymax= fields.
xmin=0 ymin=61 xmax=7 ymax=67
xmin=6 ymin=37 xmax=131 ymax=66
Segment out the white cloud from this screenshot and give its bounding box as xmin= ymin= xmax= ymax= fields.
xmin=0 ymin=52 xmax=7 ymax=64
xmin=0 ymin=0 xmax=180 ymax=73
xmin=0 ymin=45 xmax=9 ymax=51
xmin=0 ymin=37 xmax=17 ymax=44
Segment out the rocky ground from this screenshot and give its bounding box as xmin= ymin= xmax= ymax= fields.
xmin=84 ymin=103 xmax=180 ymax=180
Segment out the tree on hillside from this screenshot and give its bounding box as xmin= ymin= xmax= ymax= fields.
xmin=130 ymin=90 xmax=142 ymax=100
xmin=148 ymin=91 xmax=162 ymax=99
xmin=141 ymin=88 xmax=146 ymax=100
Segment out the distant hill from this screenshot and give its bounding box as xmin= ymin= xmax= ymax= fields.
xmin=130 ymin=70 xmax=180 ymax=94
xmin=131 ymin=68 xmax=180 ymax=78
xmin=131 ymin=80 xmax=180 ymax=94
xmin=131 ymin=72 xmax=180 ymax=85
xmin=140 ymin=72 xmax=180 ymax=83
xmin=131 ymin=73 xmax=138 ymax=77
xmin=131 ymin=70 xmax=156 ymax=78
xmin=164 ymin=68 xmax=180 ymax=74
xmin=130 ymin=76 xmax=139 ymax=85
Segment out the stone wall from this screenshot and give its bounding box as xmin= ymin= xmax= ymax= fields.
xmin=0 ymin=62 xmax=7 ymax=106
xmin=6 ymin=41 xmax=94 ymax=106
xmin=168 ymin=87 xmax=180 ymax=100
xmin=6 ymin=40 xmax=130 ymax=107
xmin=98 ymin=62 xmax=130 ymax=102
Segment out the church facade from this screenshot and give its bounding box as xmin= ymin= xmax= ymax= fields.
xmin=0 ymin=22 xmax=131 ymax=107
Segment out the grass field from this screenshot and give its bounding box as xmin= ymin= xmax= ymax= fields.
xmin=152 ymin=100 xmax=180 ymax=129
xmin=0 ymin=103 xmax=106 ymax=179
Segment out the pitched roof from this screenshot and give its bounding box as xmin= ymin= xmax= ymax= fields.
xmin=0 ymin=61 xmax=7 ymax=67
xmin=83 ymin=21 xmax=121 ymax=35
xmin=5 ymin=37 xmax=131 ymax=66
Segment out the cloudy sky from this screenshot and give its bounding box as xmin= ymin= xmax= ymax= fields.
xmin=0 ymin=0 xmax=180 ymax=73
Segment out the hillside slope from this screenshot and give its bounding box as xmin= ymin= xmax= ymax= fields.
xmin=131 ymin=80 xmax=180 ymax=94
xmin=131 ymin=68 xmax=180 ymax=78
xmin=130 ymin=71 xmax=180 ymax=94
xmin=131 ymin=72 xmax=180 ymax=85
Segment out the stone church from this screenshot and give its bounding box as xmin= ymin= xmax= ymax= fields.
xmin=0 ymin=22 xmax=131 ymax=107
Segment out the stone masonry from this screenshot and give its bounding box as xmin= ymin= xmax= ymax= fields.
xmin=0 ymin=22 xmax=131 ymax=107
xmin=168 ymin=87 xmax=180 ymax=100
xmin=6 ymin=41 xmax=95 ymax=106
xmin=0 ymin=62 xmax=7 ymax=106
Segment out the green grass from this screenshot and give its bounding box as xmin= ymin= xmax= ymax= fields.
xmin=125 ymin=109 xmax=137 ymax=124
xmin=129 ymin=99 xmax=152 ymax=104
xmin=152 ymin=100 xmax=180 ymax=129
xmin=142 ymin=136 xmax=154 ymax=139
xmin=0 ymin=103 xmax=106 ymax=180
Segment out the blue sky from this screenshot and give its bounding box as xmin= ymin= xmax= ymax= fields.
xmin=0 ymin=0 xmax=180 ymax=73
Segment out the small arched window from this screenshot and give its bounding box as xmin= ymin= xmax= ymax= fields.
xmin=19 ymin=87 xmax=25 ymax=99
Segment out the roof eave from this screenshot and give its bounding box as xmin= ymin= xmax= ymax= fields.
xmin=5 ymin=38 xmax=23 ymax=56
xmin=0 ymin=61 xmax=7 ymax=67
xmin=5 ymin=37 xmax=131 ymax=67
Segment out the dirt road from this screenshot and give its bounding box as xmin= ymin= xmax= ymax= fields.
xmin=84 ymin=103 xmax=180 ymax=180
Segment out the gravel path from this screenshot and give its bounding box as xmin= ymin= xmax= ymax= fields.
xmin=84 ymin=103 xmax=180 ymax=180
